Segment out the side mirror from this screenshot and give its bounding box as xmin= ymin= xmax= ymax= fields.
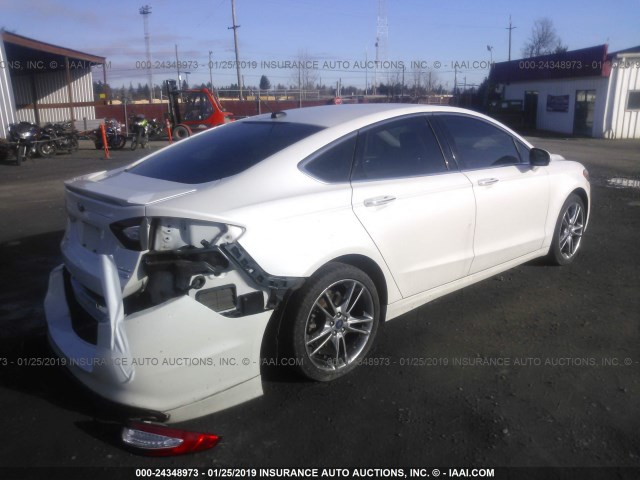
xmin=530 ymin=148 xmax=550 ymax=166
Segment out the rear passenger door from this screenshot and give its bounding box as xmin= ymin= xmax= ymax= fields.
xmin=436 ymin=114 xmax=550 ymax=274
xmin=350 ymin=115 xmax=476 ymax=298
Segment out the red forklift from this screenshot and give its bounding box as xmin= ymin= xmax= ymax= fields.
xmin=164 ymin=79 xmax=234 ymax=139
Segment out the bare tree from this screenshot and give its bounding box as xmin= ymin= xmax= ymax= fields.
xmin=522 ymin=18 xmax=567 ymax=58
xmin=291 ymin=50 xmax=319 ymax=98
xmin=411 ymin=68 xmax=438 ymax=97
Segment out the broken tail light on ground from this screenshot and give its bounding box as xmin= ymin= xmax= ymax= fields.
xmin=122 ymin=421 xmax=221 ymax=456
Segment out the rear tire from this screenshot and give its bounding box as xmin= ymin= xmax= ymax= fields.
xmin=288 ymin=263 xmax=380 ymax=382
xmin=37 ymin=141 xmax=56 ymax=157
xmin=111 ymin=135 xmax=126 ymax=150
xmin=547 ymin=193 xmax=586 ymax=266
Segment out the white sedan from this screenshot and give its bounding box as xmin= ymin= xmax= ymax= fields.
xmin=45 ymin=104 xmax=589 ymax=426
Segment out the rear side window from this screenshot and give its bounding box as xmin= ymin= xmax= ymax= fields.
xmin=352 ymin=116 xmax=448 ymax=181
xmin=438 ymin=115 xmax=521 ymax=169
xmin=128 ymin=121 xmax=324 ymax=184
xmin=300 ymin=133 xmax=357 ymax=183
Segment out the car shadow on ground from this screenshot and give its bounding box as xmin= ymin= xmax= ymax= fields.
xmin=0 ymin=230 xmax=145 ymax=425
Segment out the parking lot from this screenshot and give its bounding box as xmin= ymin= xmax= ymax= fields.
xmin=0 ymin=136 xmax=639 ymax=474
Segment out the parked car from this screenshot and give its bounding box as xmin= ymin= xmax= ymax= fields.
xmin=45 ymin=104 xmax=590 ymax=433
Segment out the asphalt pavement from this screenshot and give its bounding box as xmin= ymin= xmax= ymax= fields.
xmin=0 ymin=136 xmax=639 ymax=478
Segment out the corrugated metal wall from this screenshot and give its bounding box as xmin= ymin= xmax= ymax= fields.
xmin=606 ymin=54 xmax=640 ymax=139
xmin=13 ymin=67 xmax=96 ymax=125
xmin=0 ymin=40 xmax=17 ymax=139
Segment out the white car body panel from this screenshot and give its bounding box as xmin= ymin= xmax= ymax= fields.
xmin=351 ymin=172 xmax=476 ymax=297
xmin=464 ymin=164 xmax=550 ymax=274
xmin=44 ymin=104 xmax=590 ymax=422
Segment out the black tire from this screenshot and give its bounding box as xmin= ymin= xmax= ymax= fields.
xmin=172 ymin=125 xmax=190 ymax=140
xmin=130 ymin=131 xmax=140 ymax=151
xmin=111 ymin=135 xmax=126 ymax=150
xmin=288 ymin=262 xmax=380 ymax=382
xmin=547 ymin=193 xmax=586 ymax=266
xmin=37 ymin=141 xmax=56 ymax=157
xmin=69 ymin=136 xmax=79 ymax=153
xmin=15 ymin=146 xmax=25 ymax=165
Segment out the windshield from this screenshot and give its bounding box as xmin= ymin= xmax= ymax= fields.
xmin=128 ymin=121 xmax=324 ymax=184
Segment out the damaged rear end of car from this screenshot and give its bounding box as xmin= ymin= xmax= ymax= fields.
xmin=45 ymin=119 xmax=323 ymax=425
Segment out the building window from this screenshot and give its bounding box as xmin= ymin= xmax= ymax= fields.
xmin=627 ymin=91 xmax=640 ymax=110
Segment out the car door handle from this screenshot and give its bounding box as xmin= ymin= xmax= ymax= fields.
xmin=364 ymin=195 xmax=396 ymax=207
xmin=478 ymin=178 xmax=499 ymax=186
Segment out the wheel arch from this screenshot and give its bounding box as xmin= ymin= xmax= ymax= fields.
xmin=571 ymin=187 xmax=589 ymax=220
xmin=259 ymin=253 xmax=390 ymax=376
xmin=331 ymin=253 xmax=389 ymax=321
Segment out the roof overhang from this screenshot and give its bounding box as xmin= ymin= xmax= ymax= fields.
xmin=1 ymin=30 xmax=105 ymax=76
xmin=490 ymin=44 xmax=610 ymax=84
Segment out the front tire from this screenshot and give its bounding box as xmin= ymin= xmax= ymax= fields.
xmin=130 ymin=131 xmax=140 ymax=151
xmin=172 ymin=125 xmax=190 ymax=140
xmin=289 ymin=263 xmax=380 ymax=382
xmin=547 ymin=193 xmax=586 ymax=265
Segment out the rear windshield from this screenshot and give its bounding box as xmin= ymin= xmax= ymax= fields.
xmin=128 ymin=121 xmax=324 ymax=184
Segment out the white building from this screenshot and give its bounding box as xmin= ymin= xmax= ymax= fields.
xmin=490 ymin=44 xmax=640 ymax=139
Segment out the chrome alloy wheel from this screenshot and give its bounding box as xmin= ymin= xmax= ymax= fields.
xmin=304 ymin=279 xmax=375 ymax=371
xmin=559 ymin=202 xmax=585 ymax=260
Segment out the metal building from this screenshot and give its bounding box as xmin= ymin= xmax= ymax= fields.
xmin=0 ymin=30 xmax=107 ymax=139
xmin=490 ymin=44 xmax=640 ymax=139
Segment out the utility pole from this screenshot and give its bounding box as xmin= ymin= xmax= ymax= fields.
xmin=506 ymin=15 xmax=516 ymax=61
xmin=453 ymin=65 xmax=458 ymax=105
xmin=208 ymin=50 xmax=214 ymax=90
xmin=175 ymin=44 xmax=180 ymax=86
xmin=229 ymin=0 xmax=243 ymax=100
xmin=139 ymin=5 xmax=153 ymax=102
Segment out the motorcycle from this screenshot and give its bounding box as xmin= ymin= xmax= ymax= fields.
xmin=40 ymin=121 xmax=79 ymax=156
xmin=147 ymin=117 xmax=164 ymax=139
xmin=93 ymin=118 xmax=126 ymax=150
xmin=7 ymin=122 xmax=42 ymax=165
xmin=129 ymin=114 xmax=149 ymax=151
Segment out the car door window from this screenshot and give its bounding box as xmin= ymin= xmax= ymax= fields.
xmin=439 ymin=115 xmax=522 ymax=170
xmin=514 ymin=139 xmax=530 ymax=163
xmin=299 ymin=133 xmax=357 ymax=183
xmin=352 ymin=116 xmax=448 ymax=181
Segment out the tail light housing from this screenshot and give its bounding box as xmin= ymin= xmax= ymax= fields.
xmin=122 ymin=421 xmax=220 ymax=456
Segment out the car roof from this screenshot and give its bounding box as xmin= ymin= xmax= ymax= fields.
xmin=244 ymin=103 xmax=481 ymax=129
